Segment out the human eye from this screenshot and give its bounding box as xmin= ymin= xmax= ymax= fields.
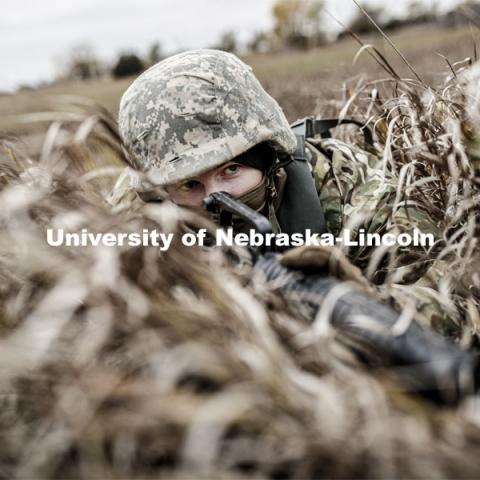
xmin=177 ymin=180 xmax=200 ymax=192
xmin=222 ymin=163 xmax=241 ymax=176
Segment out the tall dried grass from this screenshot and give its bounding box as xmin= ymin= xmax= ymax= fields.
xmin=312 ymin=53 xmax=480 ymax=344
xmin=1 ymin=57 xmax=480 ymax=479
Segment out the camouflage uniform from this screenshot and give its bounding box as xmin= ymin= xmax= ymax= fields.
xmin=306 ymin=137 xmax=459 ymax=336
xmin=115 ymin=49 xmax=458 ymax=337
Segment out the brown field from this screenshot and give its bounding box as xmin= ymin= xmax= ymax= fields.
xmin=3 ymin=21 xmax=480 ymax=480
xmin=0 ymin=23 xmax=477 ymax=150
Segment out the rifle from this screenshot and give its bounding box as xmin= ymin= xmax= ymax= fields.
xmin=203 ymin=191 xmax=479 ymax=406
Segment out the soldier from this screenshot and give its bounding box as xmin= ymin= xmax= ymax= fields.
xmin=117 ymin=48 xmax=325 ymax=236
xmin=115 ymin=49 xmax=459 ymax=337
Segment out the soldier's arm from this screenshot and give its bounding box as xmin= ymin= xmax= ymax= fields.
xmin=306 ymin=138 xmax=461 ymax=337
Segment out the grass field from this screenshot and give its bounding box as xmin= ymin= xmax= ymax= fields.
xmin=0 ymin=23 xmax=477 ymax=144
xmin=4 ymin=20 xmax=480 ymax=479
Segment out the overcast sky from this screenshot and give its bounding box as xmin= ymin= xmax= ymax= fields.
xmin=1 ymin=0 xmax=460 ymax=92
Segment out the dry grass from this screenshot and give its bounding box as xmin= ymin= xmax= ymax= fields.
xmin=1 ymin=23 xmax=480 ymax=480
xmin=1 ymin=108 xmax=480 ymax=479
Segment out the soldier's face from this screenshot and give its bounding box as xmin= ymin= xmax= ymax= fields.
xmin=166 ymin=162 xmax=263 ymax=207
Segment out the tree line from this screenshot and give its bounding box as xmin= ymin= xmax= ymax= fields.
xmin=59 ymin=0 xmax=474 ymax=82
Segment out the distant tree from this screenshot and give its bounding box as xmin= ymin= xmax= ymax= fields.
xmin=213 ymin=31 xmax=238 ymax=53
xmin=441 ymin=0 xmax=475 ymax=28
xmin=64 ymin=44 xmax=103 ymax=81
xmin=247 ymin=31 xmax=274 ymax=53
xmin=406 ymin=0 xmax=436 ymax=23
xmin=347 ymin=4 xmax=387 ymax=34
xmin=456 ymin=0 xmax=480 ymax=25
xmin=272 ymin=0 xmax=326 ymax=50
xmin=147 ymin=42 xmax=163 ymax=65
xmin=17 ymin=85 xmax=35 ymax=93
xmin=112 ymin=53 xmax=144 ymax=78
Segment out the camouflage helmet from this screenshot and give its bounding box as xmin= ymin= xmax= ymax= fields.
xmin=118 ymin=49 xmax=297 ymax=186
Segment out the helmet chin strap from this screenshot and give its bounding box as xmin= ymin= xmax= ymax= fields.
xmin=265 ymin=169 xmax=282 ymax=234
xmin=232 ymin=143 xmax=287 ymax=234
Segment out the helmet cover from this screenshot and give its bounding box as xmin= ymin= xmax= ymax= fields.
xmin=118 ymin=49 xmax=297 ymax=186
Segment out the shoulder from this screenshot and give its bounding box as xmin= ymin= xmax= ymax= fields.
xmin=305 ymin=137 xmax=391 ymax=197
xmin=304 ymin=137 xmax=398 ymax=236
xmin=306 ymin=138 xmax=382 ymax=178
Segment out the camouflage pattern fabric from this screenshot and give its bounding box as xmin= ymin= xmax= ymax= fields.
xmin=308 ymin=137 xmax=459 ymax=336
xmin=118 ymin=49 xmax=297 ymax=186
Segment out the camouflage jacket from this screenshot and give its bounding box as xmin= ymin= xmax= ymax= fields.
xmin=307 ymin=137 xmax=460 ymax=337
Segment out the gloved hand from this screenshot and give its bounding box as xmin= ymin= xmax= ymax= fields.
xmin=280 ymin=245 xmax=375 ymax=294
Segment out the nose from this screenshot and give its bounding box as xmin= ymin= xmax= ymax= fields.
xmin=204 ymin=179 xmax=225 ymax=197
